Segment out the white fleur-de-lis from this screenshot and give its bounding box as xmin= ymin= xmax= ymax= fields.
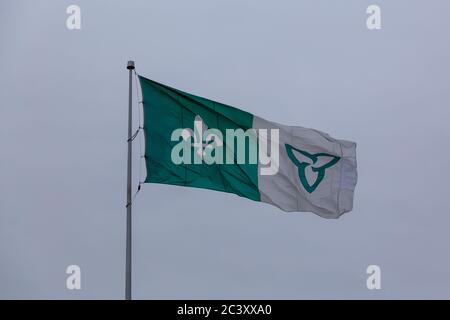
xmin=182 ymin=115 xmax=222 ymax=158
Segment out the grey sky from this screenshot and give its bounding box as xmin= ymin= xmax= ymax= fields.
xmin=1 ymin=0 xmax=450 ymax=299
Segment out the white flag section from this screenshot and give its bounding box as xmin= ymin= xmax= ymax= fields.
xmin=254 ymin=116 xmax=358 ymax=219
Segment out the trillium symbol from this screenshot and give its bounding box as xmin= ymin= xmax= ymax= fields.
xmin=285 ymin=144 xmax=340 ymax=193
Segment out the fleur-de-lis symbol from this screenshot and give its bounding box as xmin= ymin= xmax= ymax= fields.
xmin=181 ymin=115 xmax=222 ymax=158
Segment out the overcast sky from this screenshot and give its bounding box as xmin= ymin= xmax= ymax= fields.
xmin=1 ymin=0 xmax=450 ymax=299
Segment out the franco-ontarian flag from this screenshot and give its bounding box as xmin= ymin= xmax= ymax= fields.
xmin=138 ymin=75 xmax=358 ymax=219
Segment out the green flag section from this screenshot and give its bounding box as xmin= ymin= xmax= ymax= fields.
xmin=139 ymin=75 xmax=259 ymax=202
xmin=138 ymin=75 xmax=358 ymax=218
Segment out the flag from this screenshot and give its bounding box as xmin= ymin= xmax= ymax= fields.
xmin=138 ymin=75 xmax=357 ymax=218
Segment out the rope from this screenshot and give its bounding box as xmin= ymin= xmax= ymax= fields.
xmin=124 ymin=70 xmax=146 ymax=209
xmin=125 ymin=184 xmax=142 ymax=208
xmin=134 ymin=71 xmax=145 ymax=185
xmin=127 ymin=127 xmax=141 ymax=142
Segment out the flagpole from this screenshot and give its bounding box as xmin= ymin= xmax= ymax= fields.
xmin=126 ymin=60 xmax=135 ymax=300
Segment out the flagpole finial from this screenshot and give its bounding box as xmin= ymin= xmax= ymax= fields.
xmin=127 ymin=60 xmax=135 ymax=70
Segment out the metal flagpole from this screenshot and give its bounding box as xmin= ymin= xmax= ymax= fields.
xmin=126 ymin=60 xmax=135 ymax=300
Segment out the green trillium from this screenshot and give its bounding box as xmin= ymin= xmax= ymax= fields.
xmin=285 ymin=144 xmax=340 ymax=193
